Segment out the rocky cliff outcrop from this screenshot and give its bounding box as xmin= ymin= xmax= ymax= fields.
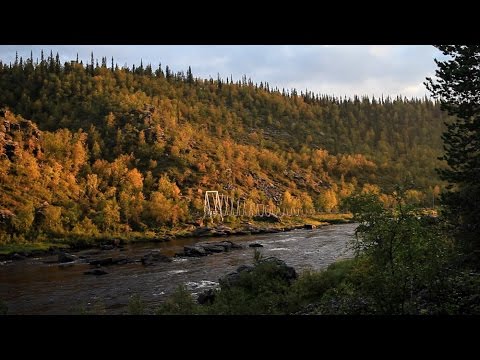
xmin=0 ymin=109 xmax=43 ymax=161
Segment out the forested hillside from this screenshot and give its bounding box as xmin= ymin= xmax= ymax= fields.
xmin=0 ymin=52 xmax=449 ymax=242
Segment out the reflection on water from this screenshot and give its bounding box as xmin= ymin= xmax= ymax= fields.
xmin=0 ymin=223 xmax=357 ymax=314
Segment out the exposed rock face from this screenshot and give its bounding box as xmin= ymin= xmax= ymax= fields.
xmin=0 ymin=209 xmax=16 ymax=231
xmin=249 ymin=172 xmax=283 ymax=204
xmin=0 ymin=110 xmax=43 ymax=161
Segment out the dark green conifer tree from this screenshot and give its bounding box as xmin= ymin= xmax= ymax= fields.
xmin=425 ymin=45 xmax=480 ymax=244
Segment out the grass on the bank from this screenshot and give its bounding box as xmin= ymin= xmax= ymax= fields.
xmin=0 ymin=242 xmax=69 ymax=255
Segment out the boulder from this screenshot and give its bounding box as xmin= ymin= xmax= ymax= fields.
xmin=58 ymin=262 xmax=75 ymax=269
xmin=89 ymin=257 xmax=113 ymax=266
xmin=258 ymin=257 xmax=297 ymax=282
xmin=219 ymin=271 xmax=242 ymax=288
xmin=193 ymin=227 xmax=214 ymax=237
xmin=111 ymin=255 xmax=134 ymax=265
xmin=201 ymin=244 xmax=225 ymax=253
xmin=84 ymin=269 xmax=108 ymax=276
xmin=253 ymin=214 xmax=281 ymax=223
xmin=216 ymin=225 xmax=233 ymax=234
xmin=219 ymin=257 xmax=297 ymax=290
xmin=58 ymin=252 xmax=77 ymax=263
xmin=249 ymin=243 xmax=263 ymax=248
xmin=237 ymin=264 xmax=255 ymax=273
xmin=183 ymin=245 xmax=207 ymax=257
xmin=141 ymin=250 xmax=172 ymax=265
xmin=219 ymin=264 xmax=254 ymax=288
xmin=235 ymin=230 xmax=251 ymax=236
xmin=10 ymin=253 xmax=25 ymax=261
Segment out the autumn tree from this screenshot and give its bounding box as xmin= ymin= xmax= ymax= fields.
xmin=317 ymin=189 xmax=338 ymax=213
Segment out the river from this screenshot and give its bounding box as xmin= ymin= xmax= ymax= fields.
xmin=0 ymin=223 xmax=357 ymax=314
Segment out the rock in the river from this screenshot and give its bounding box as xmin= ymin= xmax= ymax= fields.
xmin=58 ymin=252 xmax=77 ymax=263
xmin=228 ymin=241 xmax=243 ymax=249
xmin=111 ymin=255 xmax=134 ymax=265
xmin=177 ymin=240 xmax=243 ymax=257
xmin=192 ymin=227 xmax=214 ymax=237
xmin=200 ymin=244 xmax=225 ymax=253
xmin=258 ymin=257 xmax=297 ymax=283
xmin=215 ymin=225 xmax=233 ymax=234
xmin=304 ymin=224 xmax=316 ymax=230
xmin=89 ymin=257 xmax=113 ymax=266
xmin=237 ymin=264 xmax=255 ymax=273
xmin=183 ymin=245 xmax=207 ymax=257
xmin=58 ymin=262 xmax=75 ymax=268
xmin=80 ymin=249 xmax=101 ymax=256
xmin=219 ymin=264 xmax=254 ymax=288
xmin=84 ymin=269 xmax=108 ymax=276
xmin=235 ymin=230 xmax=251 ymax=235
xmin=249 ymin=243 xmax=263 ymax=248
xmin=141 ymin=250 xmax=172 ymax=266
xmin=219 ymin=257 xmax=297 ymax=289
xmin=10 ymin=253 xmax=25 ymax=261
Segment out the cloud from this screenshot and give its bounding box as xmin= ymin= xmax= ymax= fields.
xmin=368 ymin=45 xmax=395 ymax=58
xmin=0 ymin=45 xmax=442 ymax=98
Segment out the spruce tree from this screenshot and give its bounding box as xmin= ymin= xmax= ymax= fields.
xmin=187 ymin=66 xmax=193 ymax=84
xmin=425 ymin=45 xmax=480 ymax=242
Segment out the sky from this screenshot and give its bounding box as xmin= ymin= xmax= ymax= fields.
xmin=0 ymin=45 xmax=443 ymax=99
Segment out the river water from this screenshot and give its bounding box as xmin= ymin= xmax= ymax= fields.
xmin=0 ymin=223 xmax=357 ymax=314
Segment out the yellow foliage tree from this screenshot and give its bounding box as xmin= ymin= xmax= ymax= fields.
xmin=361 ymin=183 xmax=381 ymax=195
xmin=158 ymin=175 xmax=181 ymax=199
xmin=317 ymin=189 xmax=338 ymax=213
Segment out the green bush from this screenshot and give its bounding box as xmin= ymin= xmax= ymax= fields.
xmin=128 ymin=294 xmax=145 ymax=315
xmin=207 ymin=261 xmax=294 ymax=315
xmin=156 ymin=285 xmax=200 ymax=315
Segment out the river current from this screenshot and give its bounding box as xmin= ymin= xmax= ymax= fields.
xmin=0 ymin=223 xmax=357 ymax=314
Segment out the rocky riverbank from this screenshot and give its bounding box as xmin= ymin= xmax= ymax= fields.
xmin=0 ymin=214 xmax=353 ymax=261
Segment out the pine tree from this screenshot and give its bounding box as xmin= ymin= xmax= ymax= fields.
xmin=187 ymin=66 xmax=193 ymax=84
xmin=90 ymin=52 xmax=95 ymax=75
xmin=165 ymin=65 xmax=171 ymax=80
xmin=425 ymin=45 xmax=480 ymax=242
xmin=55 ymin=52 xmax=61 ymax=73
